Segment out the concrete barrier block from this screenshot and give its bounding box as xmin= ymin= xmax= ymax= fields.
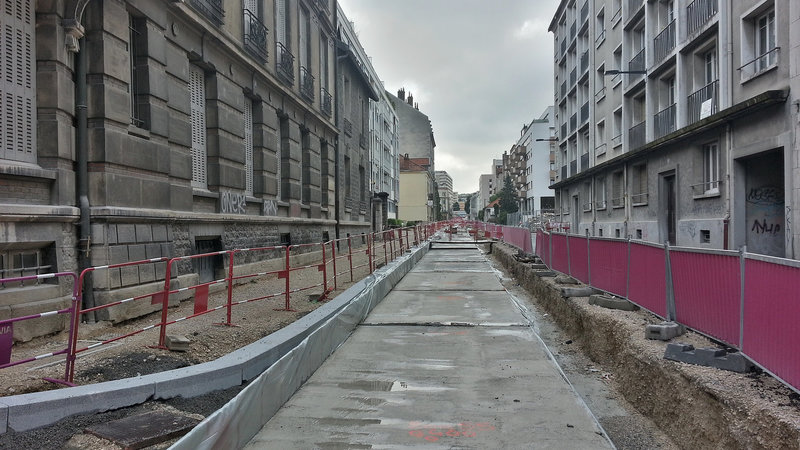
xmin=664 ymin=343 xmax=754 ymax=373
xmin=166 ymin=335 xmax=190 ymax=352
xmin=0 ymin=402 xmax=7 ymax=434
xmin=153 ymin=361 xmax=243 ymax=400
xmin=560 ymin=286 xmax=596 ymax=298
xmin=528 ymin=264 xmax=548 ymax=270
xmin=2 ymin=378 xmax=155 ymax=432
xmin=645 ymin=321 xmax=686 ymax=340
xmin=589 ymin=294 xmax=639 ymax=311
xmin=533 ymin=270 xmax=557 ymax=277
xmin=555 ymin=275 xmax=579 ymax=285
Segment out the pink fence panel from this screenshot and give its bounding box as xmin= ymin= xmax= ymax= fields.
xmin=671 ymin=250 xmax=740 ymax=345
xmin=589 ymin=239 xmax=627 ymax=297
xmin=627 ymin=242 xmax=666 ymax=317
xmin=550 ymin=233 xmax=569 ymax=274
xmin=535 ymin=230 xmax=546 ymax=262
xmin=742 ymin=258 xmax=800 ymax=392
xmin=569 ymin=235 xmax=589 ymax=284
xmin=502 ymin=227 xmax=533 ymax=254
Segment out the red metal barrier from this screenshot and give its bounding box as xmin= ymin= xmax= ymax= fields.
xmin=550 ymin=233 xmax=569 ymax=274
xmin=569 ymin=234 xmax=590 ymax=284
xmin=0 ymin=272 xmax=79 ymax=386
xmin=742 ymin=257 xmax=800 ymax=390
xmin=628 ymin=242 xmax=667 ymax=318
xmin=671 ymin=249 xmax=741 ymax=345
xmin=588 ymin=238 xmax=627 ymax=297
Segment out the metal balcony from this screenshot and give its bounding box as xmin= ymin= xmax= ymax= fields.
xmin=739 ymin=47 xmax=780 ymax=81
xmin=276 ymin=42 xmax=294 ymax=86
xmin=343 ymin=118 xmax=353 ymax=137
xmin=628 ymin=121 xmax=646 ymax=150
xmin=596 ymin=29 xmax=606 ymax=46
xmin=654 ymin=104 xmax=676 ymax=139
xmin=243 ymin=9 xmax=268 ymax=63
xmin=627 ymin=49 xmax=645 ymax=86
xmin=321 ymin=87 xmax=332 ymax=117
xmin=688 ymin=80 xmax=718 ymax=124
xmin=299 ymin=66 xmax=315 ymax=102
xmin=687 ymin=0 xmax=718 ymax=36
xmin=190 ymin=0 xmax=224 ymax=25
xmin=595 ymin=86 xmax=606 ymax=102
xmin=653 ymin=20 xmax=676 ymax=63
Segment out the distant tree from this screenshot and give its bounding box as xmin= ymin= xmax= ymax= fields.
xmin=478 ymin=209 xmax=485 ymax=221
xmin=499 ymin=176 xmax=519 ymax=214
xmin=464 ymin=195 xmax=471 ymax=215
xmin=452 ymin=201 xmax=460 ymax=211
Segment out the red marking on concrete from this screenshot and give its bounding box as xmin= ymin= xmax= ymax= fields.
xmin=407 ymin=421 xmax=495 ymax=442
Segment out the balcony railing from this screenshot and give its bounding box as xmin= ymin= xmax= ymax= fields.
xmin=690 ymin=180 xmax=721 ymax=196
xmin=321 ymin=87 xmax=332 ymax=117
xmin=580 ymin=101 xmax=589 ymax=124
xmin=580 ymin=50 xmax=589 ymax=73
xmin=627 ymin=0 xmax=643 ymax=17
xmin=739 ymin=47 xmax=780 ymax=81
xmin=243 ymin=9 xmax=268 ymax=63
xmin=561 ymin=165 xmax=567 ymax=180
xmin=299 ymin=66 xmax=315 ymax=102
xmin=190 ymin=0 xmax=224 ymax=25
xmin=343 ymin=118 xmax=353 ymax=137
xmin=580 ymin=152 xmax=589 ymax=171
xmin=654 ymin=104 xmax=676 ymax=138
xmin=631 ymin=192 xmax=649 ymax=204
xmin=628 ymin=48 xmax=645 ymax=75
xmin=595 ymin=86 xmax=606 ymax=102
xmin=595 ymin=142 xmax=607 ymax=156
xmin=570 ymin=68 xmax=577 ymax=86
xmin=611 ymin=133 xmax=622 ymax=147
xmin=653 ymin=20 xmax=676 ymax=63
xmin=583 ymin=201 xmax=593 ymax=212
xmin=570 ymin=159 xmax=578 ymax=175
xmin=276 ymin=42 xmax=294 ymax=86
xmin=628 ymin=121 xmax=646 ymax=149
xmin=570 ymin=113 xmax=577 ymax=132
xmin=688 ymin=80 xmax=718 ymax=124
xmin=687 ymin=0 xmax=718 ymax=36
xmin=595 ymin=199 xmax=607 ymax=210
xmin=611 ymin=196 xmax=624 ymax=208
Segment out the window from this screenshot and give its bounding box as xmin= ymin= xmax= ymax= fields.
xmin=704 ymin=49 xmax=717 ymax=84
xmin=1 ymin=0 xmax=36 ymax=163
xmin=243 ymin=97 xmax=254 ymax=196
xmin=703 ymin=142 xmax=719 ymax=194
xmin=319 ymin=34 xmax=329 ymax=91
xmin=320 ymin=139 xmax=329 ymax=207
xmin=611 ymin=170 xmax=624 ymax=208
xmin=596 ymin=120 xmax=606 ymax=156
xmin=275 ymin=0 xmax=290 ymax=50
xmin=189 ymin=65 xmax=207 ymax=188
xmin=755 ymin=9 xmax=776 ymax=71
xmin=128 ymin=16 xmax=148 ymax=129
xmin=0 ymin=246 xmax=53 ymax=288
xmin=631 ymin=164 xmax=648 ymax=204
xmin=279 ymin=114 xmax=289 ymax=201
xmin=301 ymin=129 xmax=310 ymax=204
xmin=700 ymin=229 xmax=711 ymax=243
xmin=595 ymin=176 xmax=606 ymax=209
xmin=612 ymin=109 xmax=622 ymax=147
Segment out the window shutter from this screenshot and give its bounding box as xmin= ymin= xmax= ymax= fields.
xmin=243 ymin=99 xmax=254 ymax=195
xmin=1 ymin=0 xmax=35 ymax=163
xmin=276 ymin=0 xmax=286 ymax=46
xmin=189 ymin=65 xmax=207 ymax=188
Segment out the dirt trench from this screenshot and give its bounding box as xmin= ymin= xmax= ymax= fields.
xmin=491 ymin=242 xmax=800 ymax=449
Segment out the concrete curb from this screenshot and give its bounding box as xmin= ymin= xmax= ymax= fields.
xmin=664 ymin=343 xmax=754 ymax=373
xmin=0 ymin=242 xmax=429 ymax=434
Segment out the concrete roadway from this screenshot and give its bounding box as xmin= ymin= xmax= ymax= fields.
xmin=246 ymin=235 xmax=612 ymax=449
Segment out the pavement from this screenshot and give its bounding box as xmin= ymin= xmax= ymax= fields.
xmin=245 ymin=233 xmax=613 ymax=449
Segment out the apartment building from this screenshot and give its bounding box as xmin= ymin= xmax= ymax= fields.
xmin=549 ymin=0 xmax=798 ymax=258
xmin=0 ymin=0 xmax=386 ymax=339
xmin=398 ymin=156 xmax=434 ymax=222
xmin=435 ymin=170 xmax=454 ymax=217
xmin=516 ymin=107 xmax=557 ymax=217
xmin=502 ymin=143 xmax=528 ymax=214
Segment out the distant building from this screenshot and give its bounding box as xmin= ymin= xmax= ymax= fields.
xmin=399 ymin=156 xmax=434 ymax=221
xmin=435 ymin=170 xmax=454 ymax=218
xmin=520 ymin=107 xmax=556 ymax=216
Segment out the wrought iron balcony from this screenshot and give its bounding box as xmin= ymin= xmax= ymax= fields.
xmin=631 ymin=193 xmax=648 ymax=204
xmin=687 ymin=0 xmax=718 ymax=36
xmin=628 ymin=121 xmax=646 ymax=150
xmin=321 ymin=87 xmax=332 ymax=117
xmin=190 ymin=0 xmax=224 ymax=25
xmin=688 ymin=80 xmax=718 ymax=124
xmin=611 ymin=196 xmax=624 ymax=208
xmin=654 ymin=104 xmax=676 ymax=138
xmin=299 ymin=66 xmax=315 ymax=102
xmin=343 ymin=118 xmax=353 ymax=137
xmin=243 ymin=9 xmax=268 ymax=63
xmin=276 ymin=42 xmax=294 ymax=86
xmin=627 ymin=49 xmax=645 ymax=86
xmin=594 ymin=200 xmax=607 ymax=210
xmin=653 ymin=20 xmax=676 ymax=63
xmin=583 ymin=201 xmax=593 ymax=212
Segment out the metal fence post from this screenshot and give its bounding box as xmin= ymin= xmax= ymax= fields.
xmin=664 ymin=241 xmax=676 ymax=321
xmin=739 ymin=245 xmax=747 ymax=349
xmin=625 ymin=235 xmax=632 ymax=300
xmin=586 ymin=230 xmax=592 ymax=286
xmin=566 ymin=232 xmax=572 ymax=276
xmin=549 ymin=231 xmax=553 ymax=268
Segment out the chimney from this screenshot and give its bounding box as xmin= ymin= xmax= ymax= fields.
xmin=397 ymin=88 xmax=405 ymax=101
xmin=407 ymin=92 xmax=413 ymax=106
xmin=414 ymin=102 xmax=419 ymax=110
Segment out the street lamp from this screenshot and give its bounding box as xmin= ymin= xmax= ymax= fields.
xmin=604 ymin=69 xmax=647 ymax=75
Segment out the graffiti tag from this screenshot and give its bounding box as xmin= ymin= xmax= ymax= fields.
xmin=220 ymin=191 xmax=247 ymax=214
xmin=263 ymin=199 xmax=278 ymax=216
xmin=746 ymin=186 xmax=784 ymax=206
xmin=751 ymin=219 xmax=781 ymax=235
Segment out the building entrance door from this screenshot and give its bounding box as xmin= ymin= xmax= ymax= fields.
xmin=744 ymin=150 xmax=784 ymax=257
xmin=664 ymin=175 xmax=676 ymax=245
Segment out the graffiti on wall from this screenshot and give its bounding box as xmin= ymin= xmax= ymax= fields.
xmin=745 ymin=184 xmax=785 ymax=256
xmin=263 ymin=200 xmax=278 ymax=216
xmin=220 ymin=191 xmax=247 ymax=214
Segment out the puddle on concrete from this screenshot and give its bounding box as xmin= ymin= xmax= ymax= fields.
xmin=338 ymin=380 xmax=395 ymax=392
xmin=389 ymin=381 xmax=455 ymax=392
xmin=316 ymin=418 xmax=382 ymax=427
xmin=347 ymin=396 xmax=387 ymax=406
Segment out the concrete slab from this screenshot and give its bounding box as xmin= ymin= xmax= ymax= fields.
xmin=394 ymin=272 xmax=505 ymax=291
xmin=411 ymin=260 xmax=493 ymax=272
xmin=365 ymin=290 xmax=527 ymax=326
xmin=246 ymin=325 xmax=610 ymax=449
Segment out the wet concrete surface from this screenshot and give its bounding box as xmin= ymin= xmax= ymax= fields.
xmin=245 ymin=234 xmax=612 ymax=449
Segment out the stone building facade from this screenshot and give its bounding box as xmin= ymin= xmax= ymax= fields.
xmin=549 ymin=0 xmax=798 ymax=258
xmin=0 ymin=0 xmax=379 ymax=339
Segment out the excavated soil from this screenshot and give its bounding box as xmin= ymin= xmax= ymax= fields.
xmin=491 ymin=242 xmax=800 ymax=449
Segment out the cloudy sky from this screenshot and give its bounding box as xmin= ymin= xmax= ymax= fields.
xmin=338 ymin=0 xmax=560 ymax=194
